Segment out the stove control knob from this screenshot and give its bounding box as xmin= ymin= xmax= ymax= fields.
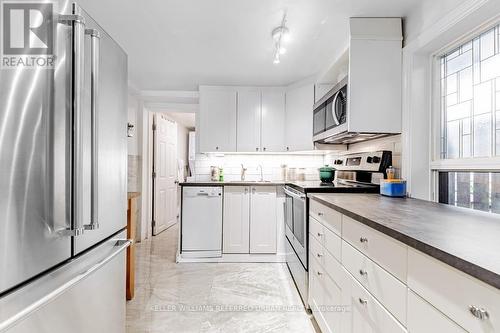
xmin=372 ymin=156 xmax=381 ymax=163
xmin=335 ymin=159 xmax=343 ymax=165
xmin=366 ymin=157 xmax=373 ymax=164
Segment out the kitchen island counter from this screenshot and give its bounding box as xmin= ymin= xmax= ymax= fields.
xmin=309 ymin=193 xmax=500 ymax=289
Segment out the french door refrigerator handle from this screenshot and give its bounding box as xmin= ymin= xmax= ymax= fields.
xmin=84 ymin=28 xmax=101 ymax=231
xmin=60 ymin=4 xmax=86 ymax=237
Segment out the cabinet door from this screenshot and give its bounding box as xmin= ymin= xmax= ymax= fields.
xmin=237 ymin=90 xmax=261 ymax=152
xmin=261 ymin=91 xmax=286 ymax=152
xmin=198 ymin=87 xmax=237 ymax=152
xmin=408 ymin=290 xmax=467 ymax=333
xmin=223 ymin=186 xmax=250 ymax=253
xmin=285 ymin=84 xmax=314 ymax=151
xmin=249 ymin=186 xmax=277 ymax=253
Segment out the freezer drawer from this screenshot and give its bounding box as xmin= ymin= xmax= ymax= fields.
xmin=181 ymin=187 xmax=223 ymax=257
xmin=0 ymin=231 xmax=130 ymax=333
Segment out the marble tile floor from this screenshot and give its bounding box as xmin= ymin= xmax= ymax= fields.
xmin=126 ymin=223 xmax=319 ymax=333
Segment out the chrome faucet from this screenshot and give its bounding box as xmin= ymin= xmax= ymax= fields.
xmin=241 ymin=164 xmax=247 ymax=181
xmin=257 ymin=164 xmax=263 ymax=182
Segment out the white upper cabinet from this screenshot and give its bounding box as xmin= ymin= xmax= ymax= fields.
xmin=236 ymin=89 xmax=261 ymax=152
xmin=198 ymin=85 xmax=309 ymax=153
xmin=261 ymin=90 xmax=286 ymax=152
xmin=198 ymin=86 xmax=237 ymax=152
xmin=348 ymin=18 xmax=402 ymax=134
xmin=285 ymin=84 xmax=314 ymax=151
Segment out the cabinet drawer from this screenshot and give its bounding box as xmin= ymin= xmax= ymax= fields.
xmin=309 ymin=234 xmax=325 ymax=264
xmin=342 ymin=241 xmax=407 ymax=325
xmin=323 ymin=223 xmax=341 ymax=262
xmin=309 ymin=235 xmax=343 ymax=288
xmin=408 ymin=248 xmax=500 ymax=333
xmin=309 ymin=255 xmax=342 ymax=333
xmin=350 ymin=275 xmax=406 ymax=333
xmin=310 ymin=216 xmax=341 ymax=262
xmin=309 ymin=217 xmax=324 ymax=244
xmin=309 ymin=200 xmax=341 ymax=236
xmin=342 ymin=215 xmax=407 ymax=282
xmin=408 ymin=290 xmax=467 ymax=333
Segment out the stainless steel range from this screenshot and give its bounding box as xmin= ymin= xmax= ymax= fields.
xmin=284 ymin=150 xmax=392 ymax=304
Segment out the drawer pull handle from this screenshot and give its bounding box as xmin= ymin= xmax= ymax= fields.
xmin=469 ymin=305 xmax=489 ymax=320
xmin=359 ymin=237 xmax=368 ymax=243
xmin=317 ymin=212 xmax=324 ymax=216
xmin=317 ymin=253 xmax=323 ymax=258
xmin=317 ymin=271 xmax=323 ymax=276
xmin=359 ymin=298 xmax=368 ymax=305
xmin=317 ymin=232 xmax=324 ymax=237
xmin=359 ymin=269 xmax=368 ymax=276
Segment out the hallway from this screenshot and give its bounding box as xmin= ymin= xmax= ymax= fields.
xmin=126 ymin=224 xmax=318 ymax=333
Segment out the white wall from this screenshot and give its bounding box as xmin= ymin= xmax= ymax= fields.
xmin=127 ymin=94 xmax=140 ymax=155
xmin=176 ymin=123 xmax=190 ymax=181
xmin=401 ymin=0 xmax=500 ymax=200
xmin=404 ymin=0 xmax=471 ymax=44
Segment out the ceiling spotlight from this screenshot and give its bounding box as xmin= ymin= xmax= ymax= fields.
xmin=271 ymin=12 xmax=290 ymax=64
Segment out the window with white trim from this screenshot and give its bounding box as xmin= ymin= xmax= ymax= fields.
xmin=436 ymin=23 xmax=500 ymax=214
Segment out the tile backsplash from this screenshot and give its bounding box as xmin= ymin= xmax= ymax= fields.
xmin=192 ymin=135 xmax=402 ymax=182
xmin=193 ymin=154 xmax=324 ymax=182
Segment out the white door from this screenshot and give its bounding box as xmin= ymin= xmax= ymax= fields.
xmin=223 ymin=186 xmax=250 ymax=253
xmin=198 ymin=87 xmax=237 ymax=152
xmin=237 ymin=89 xmax=261 ymax=152
xmin=153 ymin=114 xmax=178 ymax=235
xmin=249 ymin=186 xmax=277 ymax=253
xmin=261 ymin=91 xmax=286 ymax=152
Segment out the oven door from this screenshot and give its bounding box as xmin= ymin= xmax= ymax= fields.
xmin=284 ymin=187 xmax=307 ymax=269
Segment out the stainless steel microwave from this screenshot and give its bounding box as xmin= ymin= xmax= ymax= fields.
xmin=313 ymin=76 xmax=348 ymax=142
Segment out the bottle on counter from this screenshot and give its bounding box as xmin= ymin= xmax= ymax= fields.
xmin=219 ymin=167 xmax=224 ymax=182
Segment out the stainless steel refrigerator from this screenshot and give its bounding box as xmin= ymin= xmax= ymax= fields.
xmin=0 ymin=1 xmax=130 ymax=332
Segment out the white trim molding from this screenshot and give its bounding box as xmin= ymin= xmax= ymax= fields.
xmin=431 ymin=157 xmax=500 ymax=171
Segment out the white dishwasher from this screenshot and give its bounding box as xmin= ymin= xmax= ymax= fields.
xmin=181 ymin=186 xmax=223 ymax=258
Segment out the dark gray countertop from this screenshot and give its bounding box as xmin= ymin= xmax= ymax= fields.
xmin=309 ymin=193 xmax=500 ymax=289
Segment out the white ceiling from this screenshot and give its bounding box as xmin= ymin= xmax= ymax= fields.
xmin=79 ymin=0 xmax=423 ymax=91
xmin=166 ymin=112 xmax=196 ymax=129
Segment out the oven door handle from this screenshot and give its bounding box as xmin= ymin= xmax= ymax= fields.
xmin=284 ymin=188 xmax=306 ymax=200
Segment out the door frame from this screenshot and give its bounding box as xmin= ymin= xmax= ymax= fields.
xmin=141 ymin=103 xmax=198 ymax=240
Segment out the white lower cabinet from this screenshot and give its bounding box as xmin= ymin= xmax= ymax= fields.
xmin=223 ymin=186 xmax=277 ymax=254
xmin=310 ymin=199 xmax=500 ymax=333
xmin=249 ymin=186 xmax=277 ymax=253
xmin=223 ymin=186 xmax=250 ymax=253
xmin=407 ymin=290 xmax=467 ymax=333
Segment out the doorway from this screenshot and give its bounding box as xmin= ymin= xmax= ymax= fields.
xmin=150 ymin=111 xmax=195 ymax=236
